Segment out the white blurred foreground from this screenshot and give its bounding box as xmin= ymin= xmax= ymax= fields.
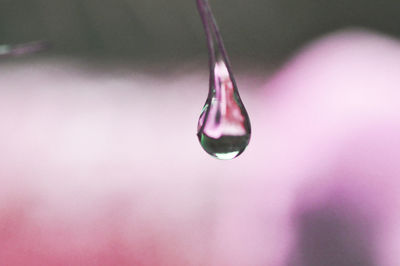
xmin=0 ymin=30 xmax=400 ymax=265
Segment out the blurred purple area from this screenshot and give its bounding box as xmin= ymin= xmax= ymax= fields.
xmin=1 ymin=30 xmax=400 ymax=265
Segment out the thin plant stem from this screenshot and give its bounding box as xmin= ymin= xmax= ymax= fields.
xmin=196 ymin=0 xmax=216 ymax=78
xmin=196 ymin=0 xmax=240 ymax=95
xmin=201 ymin=0 xmax=232 ymax=68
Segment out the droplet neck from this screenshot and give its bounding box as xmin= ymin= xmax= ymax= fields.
xmin=196 ymin=0 xmax=246 ymax=133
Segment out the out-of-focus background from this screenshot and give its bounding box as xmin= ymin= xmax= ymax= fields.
xmin=2 ymin=0 xmax=400 ymax=63
xmin=2 ymin=1 xmax=400 ymax=266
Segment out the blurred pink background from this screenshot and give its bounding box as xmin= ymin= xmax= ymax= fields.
xmin=1 ymin=29 xmax=400 ymax=265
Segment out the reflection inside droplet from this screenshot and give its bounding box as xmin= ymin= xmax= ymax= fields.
xmin=197 ymin=60 xmax=251 ymax=160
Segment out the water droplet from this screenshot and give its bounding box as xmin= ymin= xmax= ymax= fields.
xmin=195 ymin=0 xmax=251 ymax=159
xmin=197 ymin=60 xmax=251 ymax=160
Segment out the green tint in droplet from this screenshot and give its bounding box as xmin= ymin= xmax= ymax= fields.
xmin=198 ymin=133 xmax=250 ymax=160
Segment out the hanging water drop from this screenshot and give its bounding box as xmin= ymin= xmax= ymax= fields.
xmin=196 ymin=0 xmax=251 ymax=160
xmin=197 ymin=60 xmax=251 ymax=160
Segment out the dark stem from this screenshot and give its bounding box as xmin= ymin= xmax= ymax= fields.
xmin=196 ymin=0 xmax=216 ymax=77
xmin=201 ymin=0 xmax=233 ymax=70
xmin=196 ymin=0 xmax=237 ymax=88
